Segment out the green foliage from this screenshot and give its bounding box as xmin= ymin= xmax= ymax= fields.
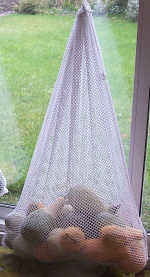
xmin=105 ymin=0 xmax=127 ymax=16
xmin=62 ymin=0 xmax=77 ymax=11
xmin=117 ymin=0 xmax=128 ymax=8
xmin=48 ymin=0 xmax=95 ymax=10
xmin=14 ymin=0 xmax=37 ymax=14
xmin=14 ymin=0 xmax=95 ymax=13
xmin=14 ymin=0 xmax=50 ymax=14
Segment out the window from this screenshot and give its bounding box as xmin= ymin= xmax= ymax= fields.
xmin=0 ymin=1 xmax=150 ymax=263
xmin=0 ymin=15 xmax=74 ymax=205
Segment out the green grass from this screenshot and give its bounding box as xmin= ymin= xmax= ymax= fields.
xmin=95 ymin=16 xmax=150 ymax=230
xmin=0 ymin=14 xmax=74 ymax=198
xmin=0 ymin=14 xmax=149 ymax=230
xmin=95 ymin=16 xmax=137 ymax=157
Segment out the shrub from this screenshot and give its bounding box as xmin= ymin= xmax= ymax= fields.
xmin=14 ymin=0 xmax=96 ymax=14
xmin=48 ymin=0 xmax=95 ymax=10
xmin=14 ymin=0 xmax=37 ymax=14
xmin=14 ymin=0 xmax=50 ymax=14
xmin=63 ymin=0 xmax=77 ymax=11
xmin=105 ymin=0 xmax=127 ymax=15
xmin=38 ymin=0 xmax=49 ymax=10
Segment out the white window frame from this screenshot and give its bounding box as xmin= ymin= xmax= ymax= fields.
xmin=128 ymin=0 xmax=150 ymax=267
xmin=129 ymin=0 xmax=150 ymax=211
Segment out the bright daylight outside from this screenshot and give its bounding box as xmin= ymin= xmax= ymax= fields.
xmin=0 ymin=0 xmax=149 ymax=233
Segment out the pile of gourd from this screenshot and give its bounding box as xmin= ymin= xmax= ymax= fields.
xmin=4 ymin=186 xmax=146 ymax=273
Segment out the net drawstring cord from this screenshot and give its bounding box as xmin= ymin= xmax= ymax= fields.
xmin=77 ymin=0 xmax=93 ymax=16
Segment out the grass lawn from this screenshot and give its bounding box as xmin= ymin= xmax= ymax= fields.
xmin=0 ymin=14 xmax=74 ymax=196
xmin=0 ymin=14 xmax=149 ymax=229
xmin=95 ymin=16 xmax=150 ymax=231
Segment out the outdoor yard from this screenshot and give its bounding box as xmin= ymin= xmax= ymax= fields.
xmin=0 ymin=14 xmax=149 ymax=229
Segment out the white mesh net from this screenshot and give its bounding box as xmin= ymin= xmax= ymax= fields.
xmin=0 ymin=169 xmax=8 ymax=197
xmin=4 ymin=1 xmax=148 ymax=273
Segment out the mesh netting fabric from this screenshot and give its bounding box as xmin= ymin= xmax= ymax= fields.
xmin=4 ymin=0 xmax=148 ymax=272
xmin=0 ymin=169 xmax=8 ymax=197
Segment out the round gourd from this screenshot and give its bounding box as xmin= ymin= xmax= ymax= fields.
xmin=4 ymin=232 xmax=17 ymax=249
xmin=48 ymin=228 xmax=64 ymax=252
xmin=47 ymin=228 xmax=68 ymax=262
xmin=26 ymin=202 xmax=45 ymax=215
xmin=5 ymin=213 xmax=25 ymax=232
xmin=119 ymin=239 xmax=146 ymax=273
xmin=61 ymin=204 xmax=74 ymax=216
xmin=82 ymin=214 xmax=100 ymax=239
xmin=13 ymin=234 xmax=34 ymax=258
xmin=59 ymin=227 xmax=85 ymax=256
xmin=21 ymin=209 xmax=57 ymax=245
xmin=101 ymin=225 xmax=143 ymax=245
xmin=61 ymin=210 xmax=85 ymax=230
xmin=98 ymin=212 xmax=125 ymax=231
xmin=65 ymin=186 xmax=104 ymax=216
xmin=33 ymin=241 xmax=50 ymax=263
xmin=42 ymin=197 xmax=65 ymax=217
xmin=82 ymin=238 xmax=124 ymax=264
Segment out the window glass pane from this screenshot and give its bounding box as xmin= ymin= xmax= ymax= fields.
xmin=0 ymin=15 xmax=74 ymax=204
xmin=94 ymin=15 xmax=137 ymax=158
xmin=0 ymin=4 xmax=139 ymax=205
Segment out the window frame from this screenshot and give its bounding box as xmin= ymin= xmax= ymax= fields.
xmin=128 ymin=0 xmax=150 ymax=268
xmin=128 ymin=0 xmax=150 ymax=213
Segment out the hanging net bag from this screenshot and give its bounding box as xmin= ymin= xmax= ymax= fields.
xmin=4 ymin=1 xmax=148 ymax=273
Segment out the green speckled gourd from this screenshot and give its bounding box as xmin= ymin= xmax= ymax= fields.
xmin=21 ymin=209 xmax=57 ymax=245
